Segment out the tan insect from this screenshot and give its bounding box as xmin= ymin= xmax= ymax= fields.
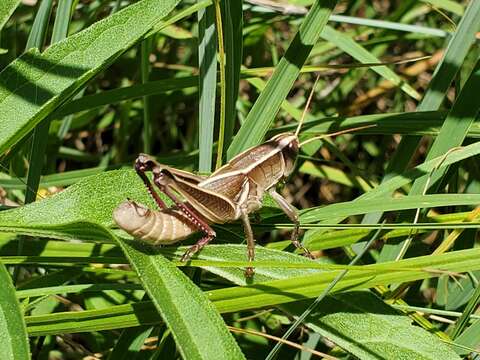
xmin=114 ymin=80 xmax=373 ymax=276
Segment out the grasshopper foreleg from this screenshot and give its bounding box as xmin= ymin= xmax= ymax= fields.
xmin=268 ymin=188 xmax=314 ymax=259
xmin=135 ymin=154 xmax=168 ymax=209
xmin=151 ymin=168 xmax=216 ymax=261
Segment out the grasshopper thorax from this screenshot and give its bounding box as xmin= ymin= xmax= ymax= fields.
xmin=269 ymin=132 xmax=299 ymax=177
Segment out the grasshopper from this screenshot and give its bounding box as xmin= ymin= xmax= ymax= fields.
xmin=114 ymin=80 xmax=372 ymax=276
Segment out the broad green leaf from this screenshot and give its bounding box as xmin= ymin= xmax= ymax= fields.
xmin=294 ymin=291 xmax=460 ymax=359
xmin=0 ymin=170 xmax=154 ymax=227
xmin=0 ymin=0 xmax=180 ymax=155
xmin=0 ymin=261 xmax=30 ymax=360
xmin=226 ymin=0 xmax=337 ymax=158
xmin=118 ymin=239 xmax=245 ymax=360
xmin=0 ymin=0 xmax=21 ymax=30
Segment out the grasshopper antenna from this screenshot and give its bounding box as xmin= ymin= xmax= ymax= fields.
xmin=294 ymin=74 xmax=320 ymax=137
xmin=299 ymin=124 xmax=376 ymax=147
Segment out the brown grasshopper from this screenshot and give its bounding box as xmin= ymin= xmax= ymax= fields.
xmin=114 ymin=83 xmax=373 ymax=276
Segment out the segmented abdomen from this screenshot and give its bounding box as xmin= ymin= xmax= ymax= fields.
xmin=113 ymin=200 xmax=198 ymax=245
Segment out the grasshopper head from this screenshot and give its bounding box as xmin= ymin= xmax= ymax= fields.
xmin=113 ymin=200 xmax=151 ymax=234
xmin=270 ymin=132 xmax=299 ymax=177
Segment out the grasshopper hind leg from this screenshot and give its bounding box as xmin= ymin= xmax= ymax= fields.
xmin=180 ymin=234 xmax=215 ymax=262
xmin=268 ymin=189 xmax=314 ymax=259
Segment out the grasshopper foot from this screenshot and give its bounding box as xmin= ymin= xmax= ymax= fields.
xmin=245 ymin=267 xmax=255 ymax=277
xmin=180 ymin=234 xmax=214 ymax=262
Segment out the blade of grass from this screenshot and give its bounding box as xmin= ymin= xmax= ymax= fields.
xmin=320 ymin=25 xmax=420 ymax=100
xmin=141 ymin=36 xmax=152 ymax=153
xmin=420 ymin=0 xmax=464 ymax=16
xmin=107 ymin=326 xmax=154 ymax=360
xmin=226 ymin=0 xmax=338 ymax=159
xmin=0 ymin=261 xmax=29 ymax=360
xmin=24 ymin=0 xmax=54 ymax=204
xmin=197 ymin=5 xmax=217 ymax=172
xmin=220 ymin=0 xmax=243 ymax=151
xmin=52 ymin=0 xmax=77 ymax=140
xmin=213 ymin=0 xmax=226 ymax=169
xmin=329 ymin=14 xmax=448 ymax=37
xmin=450 ymin=281 xmax=480 ymax=339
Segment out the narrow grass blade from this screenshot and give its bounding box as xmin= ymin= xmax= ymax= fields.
xmin=54 ymin=77 xmax=198 ymax=118
xmin=450 ymin=281 xmax=480 ymax=339
xmin=321 ymin=25 xmax=420 ymax=100
xmin=51 ymin=0 xmax=73 ymax=43
xmin=25 ymin=0 xmax=53 ymax=50
xmin=454 ymin=319 xmax=480 ymax=355
xmin=0 ymin=0 xmax=21 ymax=31
xmin=141 ymin=37 xmax=152 ymax=153
xmin=51 ymin=0 xmax=76 ymax=140
xmin=220 ymin=0 xmax=243 ymax=150
xmin=24 ymin=248 xmax=480 ymax=335
xmin=24 ymin=0 xmax=54 ymax=204
xmin=213 ymin=0 xmax=226 ymax=169
xmin=107 ymin=326 xmax=154 ymax=360
xmin=266 ymin=224 xmax=383 ymax=359
xmin=329 ymin=14 xmax=448 ymax=37
xmin=0 ymin=261 xmax=29 ymax=360
xmin=118 ymin=238 xmax=245 ymax=360
xmin=420 ymin=0 xmax=464 ymax=16
xmin=409 ymin=60 xmax=480 ymax=194
xmin=226 ymin=0 xmax=337 ymax=159
xmin=197 ymin=5 xmax=217 ymax=172
xmin=0 ymin=0 xmax=181 ymax=156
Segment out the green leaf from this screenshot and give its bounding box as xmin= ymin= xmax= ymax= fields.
xmin=197 ymin=5 xmax=217 ymax=172
xmin=0 ymin=0 xmax=180 ymax=156
xmin=226 ymin=0 xmax=337 ymax=159
xmin=220 ymin=0 xmax=243 ymax=151
xmin=0 ymin=261 xmax=30 ymax=360
xmin=295 ymin=291 xmax=461 ymax=359
xmin=118 ymin=239 xmax=246 ymax=360
xmin=0 ymin=0 xmax=20 ymax=30
xmin=0 ymin=170 xmax=153 ymax=227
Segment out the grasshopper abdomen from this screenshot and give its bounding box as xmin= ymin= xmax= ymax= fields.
xmin=114 ymin=200 xmax=197 ymax=244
